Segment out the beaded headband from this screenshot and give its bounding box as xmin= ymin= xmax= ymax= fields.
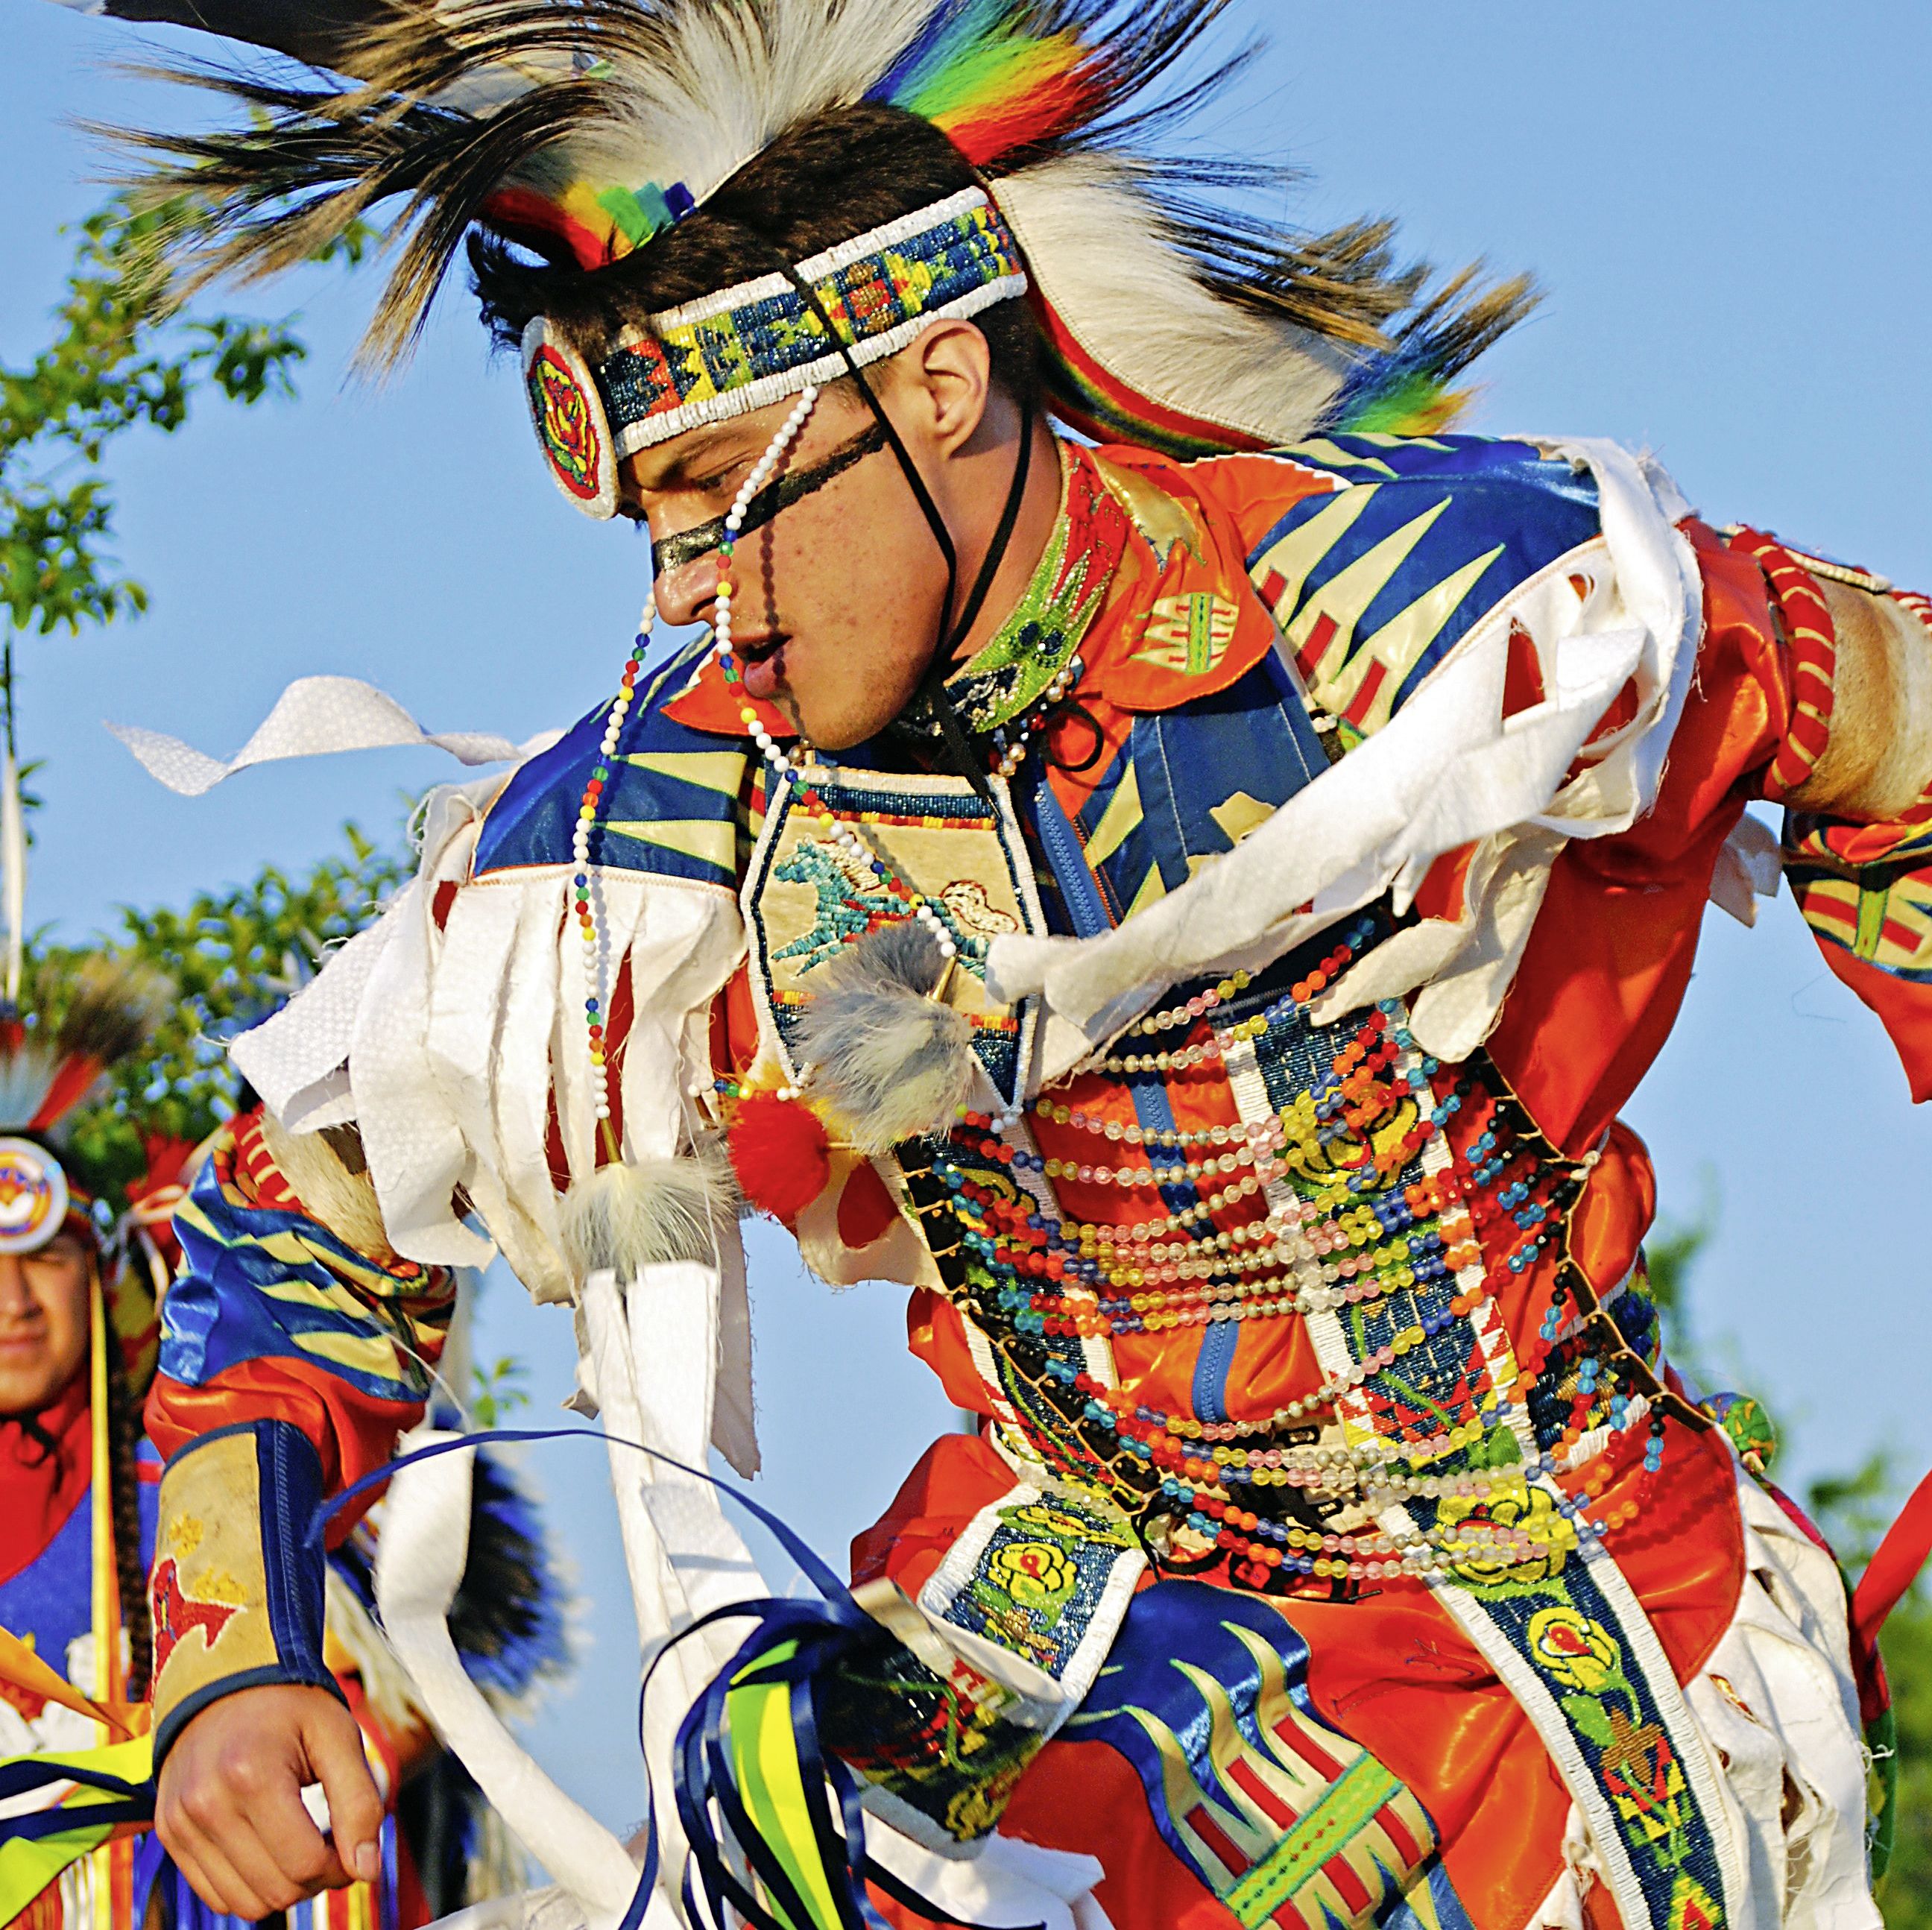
xmin=520 ymin=186 xmax=1029 ymax=518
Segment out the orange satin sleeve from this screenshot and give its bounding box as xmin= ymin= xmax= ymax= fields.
xmin=903 ymin=1288 xmax=1001 ymax=1422
xmin=144 ymin=1358 xmax=423 ymax=1542
xmin=1486 ymin=520 xmax=1796 ymax=1155
xmin=1169 ymin=447 xmax=1342 ymax=541
xmin=1565 ymin=1117 xmax=1660 ymax=1301
xmin=848 ymin=1430 xmax=1019 ymax=1598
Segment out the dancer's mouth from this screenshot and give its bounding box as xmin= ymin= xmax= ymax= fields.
xmin=738 ymin=632 xmax=788 ymax=701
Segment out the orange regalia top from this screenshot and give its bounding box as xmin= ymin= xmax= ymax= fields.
xmin=143 ymin=429 xmax=1931 ymax=1930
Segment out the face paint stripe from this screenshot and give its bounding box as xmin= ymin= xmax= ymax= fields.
xmin=651 ymin=421 xmax=889 ymax=578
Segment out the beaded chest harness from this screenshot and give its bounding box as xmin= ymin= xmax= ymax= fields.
xmin=898 ymin=929 xmax=1677 ymax=1600
xmin=575 ymin=391 xmax=1678 ymax=1599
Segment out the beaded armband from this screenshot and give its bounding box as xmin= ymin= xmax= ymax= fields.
xmin=150 ymin=1421 xmax=343 ymax=1763
xmin=815 ymin=1483 xmax=1141 ymax=1851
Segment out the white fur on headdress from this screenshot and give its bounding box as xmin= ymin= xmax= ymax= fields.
xmin=994 ymin=154 xmax=1357 ymax=453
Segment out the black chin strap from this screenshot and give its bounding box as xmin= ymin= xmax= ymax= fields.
xmin=777 ymin=262 xmax=1037 ymax=802
xmin=944 ymin=388 xmax=1035 ymax=659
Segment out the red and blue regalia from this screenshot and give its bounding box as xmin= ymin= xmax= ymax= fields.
xmin=29 ymin=3 xmax=1932 ymax=1929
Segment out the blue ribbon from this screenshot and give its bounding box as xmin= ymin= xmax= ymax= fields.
xmin=0 ymin=1761 xmax=151 ymax=1803
xmin=318 ymin=1425 xmax=1038 ymax=1930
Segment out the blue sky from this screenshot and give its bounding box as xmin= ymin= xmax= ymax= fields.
xmin=4 ymin=0 xmax=1931 ymax=1836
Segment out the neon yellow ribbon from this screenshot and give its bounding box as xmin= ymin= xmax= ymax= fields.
xmin=0 ymin=1735 xmax=154 ymax=1925
xmin=727 ymin=1641 xmax=843 ymax=1930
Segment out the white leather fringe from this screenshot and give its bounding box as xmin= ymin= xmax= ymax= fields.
xmin=230 ymin=775 xmax=760 ymax=1470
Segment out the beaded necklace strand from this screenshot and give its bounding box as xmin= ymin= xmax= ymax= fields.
xmin=920 ymin=1015 xmax=1661 ymax=1585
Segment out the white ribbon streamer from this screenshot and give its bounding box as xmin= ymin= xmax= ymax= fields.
xmin=107 ymin=675 xmax=555 ymax=795
xmin=374 ymin=1427 xmax=644 ymax=1930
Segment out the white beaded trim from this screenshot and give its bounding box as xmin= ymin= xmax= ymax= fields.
xmin=713 ymin=385 xmax=821 ymax=681
xmin=610 ymin=277 xmax=1027 ymax=460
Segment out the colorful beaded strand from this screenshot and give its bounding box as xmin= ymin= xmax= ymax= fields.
xmin=574 ymin=607 xmax=654 ymax=1161
xmin=575 ymin=387 xmax=824 ymax=1151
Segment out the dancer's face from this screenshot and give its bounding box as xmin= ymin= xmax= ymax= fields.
xmin=0 ymin=1232 xmax=94 ymax=1417
xmin=624 ymin=320 xmax=1014 ymax=750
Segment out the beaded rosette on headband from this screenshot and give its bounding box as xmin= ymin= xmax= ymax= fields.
xmin=520 ymin=188 xmax=1027 ymax=517
xmin=0 ymin=1136 xmax=71 ymax=1253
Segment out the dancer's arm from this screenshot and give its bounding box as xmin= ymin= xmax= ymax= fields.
xmin=144 ymin=1109 xmax=453 ymax=1914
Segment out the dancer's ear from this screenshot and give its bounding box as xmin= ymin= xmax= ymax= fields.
xmin=888 ymin=318 xmax=997 ymax=461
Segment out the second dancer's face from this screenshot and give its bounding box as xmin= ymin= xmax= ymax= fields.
xmin=0 ymin=1232 xmax=94 ymax=1418
xmin=622 ymin=341 xmax=987 ymax=751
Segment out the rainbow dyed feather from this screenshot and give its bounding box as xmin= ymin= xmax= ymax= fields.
xmin=871 ymin=0 xmax=1096 ymax=163
xmin=1330 ymin=267 xmax=1531 ymax=436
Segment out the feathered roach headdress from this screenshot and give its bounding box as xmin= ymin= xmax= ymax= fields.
xmin=107 ymin=0 xmax=1532 ymax=514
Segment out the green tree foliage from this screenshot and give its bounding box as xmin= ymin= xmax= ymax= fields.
xmin=1640 ymin=1174 xmax=1718 ymax=1377
xmin=470 ymin=1354 xmax=532 ymax=1428
xmin=0 ymin=186 xmax=387 ymax=1202
xmin=2 ymin=192 xmax=369 ymax=652
xmin=1880 ymin=1592 xmax=1932 ymax=1927
xmin=0 ymin=192 xmax=361 ymax=649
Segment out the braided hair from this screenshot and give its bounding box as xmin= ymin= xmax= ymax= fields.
xmin=101 ymin=1295 xmax=152 ymax=1703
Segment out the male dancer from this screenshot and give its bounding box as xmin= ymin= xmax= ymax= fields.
xmin=54 ymin=4 xmax=1932 ymax=1927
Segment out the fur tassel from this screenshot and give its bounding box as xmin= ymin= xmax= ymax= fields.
xmin=560 ymin=1140 xmax=739 ymax=1281
xmin=259 ymin=1111 xmax=392 ymax=1264
xmin=726 ymin=1091 xmax=831 ymax=1223
xmin=792 ymin=921 xmax=975 ymax=1155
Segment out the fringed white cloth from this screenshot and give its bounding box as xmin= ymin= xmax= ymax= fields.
xmin=230 ymin=775 xmax=759 ymax=1469
xmin=985 ymin=438 xmax=1705 ymax=1077
xmin=1530 ymin=1468 xmax=1877 ymax=1930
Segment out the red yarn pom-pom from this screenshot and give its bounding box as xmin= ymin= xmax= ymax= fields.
xmin=727 ymin=1092 xmax=831 ymax=1224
